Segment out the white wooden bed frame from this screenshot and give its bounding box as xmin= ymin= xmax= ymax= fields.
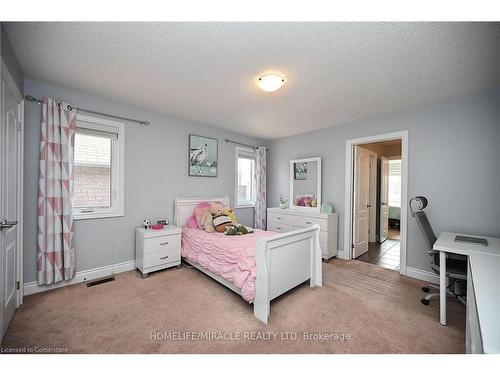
xmin=174 ymin=196 xmax=322 ymax=324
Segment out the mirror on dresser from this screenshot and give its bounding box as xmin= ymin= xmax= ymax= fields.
xmin=289 ymin=157 xmax=321 ymax=212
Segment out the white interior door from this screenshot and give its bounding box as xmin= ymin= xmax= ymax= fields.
xmin=353 ymin=146 xmax=370 ymax=258
xmin=379 ymin=156 xmax=389 ymax=242
xmin=0 ymin=76 xmax=20 ymax=341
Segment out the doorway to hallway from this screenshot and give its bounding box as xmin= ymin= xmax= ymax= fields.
xmin=351 ymin=138 xmax=403 ymax=271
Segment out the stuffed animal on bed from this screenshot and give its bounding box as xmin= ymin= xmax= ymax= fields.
xmin=194 ymin=201 xmax=223 ymax=233
xmin=213 ymin=215 xmax=233 ymax=233
xmin=210 ymin=202 xmax=234 ymax=233
xmin=224 ymin=207 xmax=237 ymax=225
xmin=224 ymin=224 xmax=251 ymax=236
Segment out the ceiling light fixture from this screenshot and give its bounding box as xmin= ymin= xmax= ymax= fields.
xmin=257 ymin=73 xmax=285 ymax=93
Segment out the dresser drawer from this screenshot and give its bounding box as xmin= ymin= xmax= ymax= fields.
xmin=267 ymin=212 xmax=293 ymax=225
xmin=144 ymin=248 xmax=180 ymax=269
xmin=291 ymin=216 xmax=328 ymax=231
xmin=268 ymin=222 xmax=293 ymax=233
xmin=143 ymin=234 xmax=181 ymax=253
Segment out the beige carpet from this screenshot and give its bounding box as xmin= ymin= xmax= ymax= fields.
xmin=1 ymin=259 xmax=465 ymax=354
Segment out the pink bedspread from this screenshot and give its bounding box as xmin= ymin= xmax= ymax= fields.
xmin=181 ymin=227 xmax=276 ymax=302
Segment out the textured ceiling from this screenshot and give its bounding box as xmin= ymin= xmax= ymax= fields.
xmin=5 ymin=22 xmax=500 ymax=139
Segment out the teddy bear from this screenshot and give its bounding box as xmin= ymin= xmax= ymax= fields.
xmin=196 ymin=202 xmax=225 ymax=233
xmin=211 ymin=202 xmax=235 ymax=233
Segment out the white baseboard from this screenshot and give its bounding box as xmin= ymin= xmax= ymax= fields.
xmin=406 ymin=266 xmax=440 ymax=284
xmin=23 ymin=260 xmax=136 ymax=296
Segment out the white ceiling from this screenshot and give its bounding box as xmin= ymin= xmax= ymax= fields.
xmin=6 ymin=22 xmax=500 ymax=140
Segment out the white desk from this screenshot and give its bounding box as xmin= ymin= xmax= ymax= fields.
xmin=433 ymin=232 xmax=500 ymax=353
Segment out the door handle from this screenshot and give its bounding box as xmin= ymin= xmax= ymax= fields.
xmin=1 ymin=220 xmax=18 ymax=230
xmin=379 ymin=202 xmax=387 ymax=206
xmin=367 ymin=204 xmax=371 ymax=208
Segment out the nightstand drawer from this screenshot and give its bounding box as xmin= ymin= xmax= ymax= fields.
xmin=143 ymin=234 xmax=181 ymax=253
xmin=144 ymin=248 xmax=180 ymax=269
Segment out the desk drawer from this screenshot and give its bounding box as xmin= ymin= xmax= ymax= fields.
xmin=144 ymin=248 xmax=180 ymax=269
xmin=267 ymin=212 xmax=293 ymax=225
xmin=144 ymin=234 xmax=181 ymax=253
xmin=291 ymin=216 xmax=327 ymax=231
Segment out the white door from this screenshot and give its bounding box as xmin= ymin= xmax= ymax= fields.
xmin=379 ymin=156 xmax=389 ymax=242
xmin=0 ymin=76 xmax=20 ymax=341
xmin=353 ymin=146 xmax=370 ymax=258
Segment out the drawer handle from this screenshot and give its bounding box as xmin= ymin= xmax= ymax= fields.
xmin=160 ymin=255 xmax=169 ymax=260
xmin=277 ymin=227 xmax=282 ymax=230
xmin=160 ymin=242 xmax=169 ymax=246
xmin=276 ymin=217 xmax=282 ymax=220
xmin=305 ymin=221 xmax=313 ymax=224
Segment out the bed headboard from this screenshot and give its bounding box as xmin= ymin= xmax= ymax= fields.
xmin=174 ymin=196 xmax=230 ymax=226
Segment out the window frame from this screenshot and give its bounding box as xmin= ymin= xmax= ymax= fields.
xmin=73 ymin=114 xmax=125 ymax=220
xmin=235 ymin=146 xmax=256 ymax=209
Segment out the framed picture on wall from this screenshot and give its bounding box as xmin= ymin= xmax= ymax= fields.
xmin=294 ymin=161 xmax=308 ymax=180
xmin=189 ymin=134 xmax=218 ymax=177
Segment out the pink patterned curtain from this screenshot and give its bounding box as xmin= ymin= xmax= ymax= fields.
xmin=37 ymin=97 xmax=76 ymax=285
xmin=254 ymin=146 xmax=267 ymax=230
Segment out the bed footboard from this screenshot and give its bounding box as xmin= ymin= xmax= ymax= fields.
xmin=254 ymin=224 xmax=322 ymax=324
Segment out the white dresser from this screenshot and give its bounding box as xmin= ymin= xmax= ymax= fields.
xmin=135 ymin=225 xmax=182 ymax=278
xmin=267 ymin=207 xmax=338 ymax=260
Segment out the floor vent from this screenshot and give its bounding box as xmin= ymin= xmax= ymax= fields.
xmin=86 ymin=276 xmax=115 ymax=287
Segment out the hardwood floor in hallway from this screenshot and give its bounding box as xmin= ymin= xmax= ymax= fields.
xmin=356 ymin=238 xmax=400 ymax=270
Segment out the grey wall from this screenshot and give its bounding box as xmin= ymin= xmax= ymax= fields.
xmin=1 ymin=23 xmax=23 ymax=94
xmin=23 ymin=79 xmax=264 ymax=283
xmin=267 ymin=88 xmax=500 ymax=273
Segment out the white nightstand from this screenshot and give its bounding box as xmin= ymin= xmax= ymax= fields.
xmin=135 ymin=225 xmax=182 ymax=278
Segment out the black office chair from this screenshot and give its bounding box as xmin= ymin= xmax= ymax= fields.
xmin=409 ymin=196 xmax=467 ymax=306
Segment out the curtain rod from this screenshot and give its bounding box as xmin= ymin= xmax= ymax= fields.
xmin=224 ymin=138 xmax=261 ymax=149
xmin=24 ymin=95 xmax=150 ymax=126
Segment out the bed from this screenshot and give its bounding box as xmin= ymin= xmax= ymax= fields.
xmin=174 ymin=196 xmax=322 ymax=324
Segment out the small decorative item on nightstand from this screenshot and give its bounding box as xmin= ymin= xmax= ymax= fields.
xmin=135 ymin=225 xmax=182 ymax=278
xmin=143 ymin=219 xmax=152 ymax=229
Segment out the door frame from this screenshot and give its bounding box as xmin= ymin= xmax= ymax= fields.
xmin=1 ymin=58 xmax=24 ymax=310
xmin=343 ymin=130 xmax=408 ymax=275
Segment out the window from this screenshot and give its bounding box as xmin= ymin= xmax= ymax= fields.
xmin=235 ymin=147 xmax=256 ymax=208
xmin=73 ymin=114 xmax=125 ymax=220
xmin=388 ymin=159 xmax=402 ymax=207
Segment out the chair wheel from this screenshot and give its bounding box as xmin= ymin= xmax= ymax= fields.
xmin=421 ymin=298 xmax=430 ymax=305
xmin=422 ymin=286 xmax=430 ymax=293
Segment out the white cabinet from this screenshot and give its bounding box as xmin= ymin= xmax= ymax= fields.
xmin=135 ymin=225 xmax=182 ymax=278
xmin=267 ymin=207 xmax=338 ymax=259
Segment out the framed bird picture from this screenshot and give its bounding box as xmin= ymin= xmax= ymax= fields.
xmin=188 ymin=134 xmax=218 ymax=177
